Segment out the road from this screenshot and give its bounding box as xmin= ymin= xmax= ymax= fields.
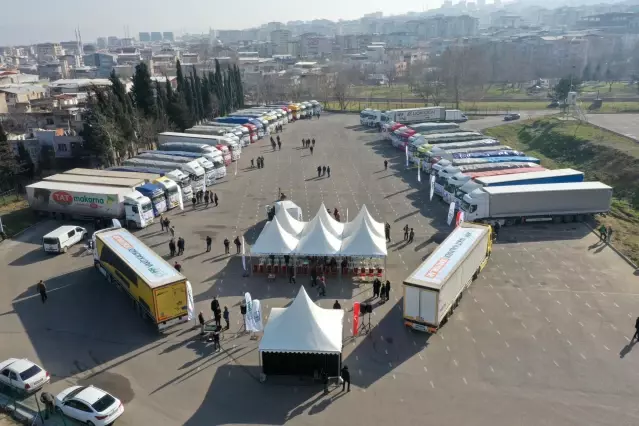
xmin=1 ymin=113 xmax=638 ymax=426
xmin=586 ymin=113 xmax=639 ymax=141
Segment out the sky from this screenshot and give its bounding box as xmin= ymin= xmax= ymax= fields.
xmin=0 ymin=0 xmax=446 ymax=46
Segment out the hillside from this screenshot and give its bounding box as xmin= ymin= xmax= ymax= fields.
xmin=484 ymin=117 xmax=639 ymax=265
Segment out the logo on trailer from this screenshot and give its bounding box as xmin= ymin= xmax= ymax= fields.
xmin=52 ymin=191 xmax=73 ymax=205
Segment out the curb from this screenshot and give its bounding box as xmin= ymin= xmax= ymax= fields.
xmin=584 ymin=221 xmax=638 ymax=270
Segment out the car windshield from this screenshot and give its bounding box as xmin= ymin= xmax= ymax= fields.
xmin=19 ymin=365 xmax=42 ymax=381
xmin=91 ymin=394 xmax=116 ymax=413
xmin=43 ymin=238 xmax=58 ymax=245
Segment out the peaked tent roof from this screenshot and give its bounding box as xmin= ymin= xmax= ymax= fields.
xmin=250 ymin=216 xmax=298 ymax=255
xmin=315 ymin=202 xmax=344 ymax=238
xmin=342 ymin=204 xmax=385 ymax=239
xmin=274 ymin=200 xmax=303 ymax=220
xmin=275 ymin=206 xmax=306 ymax=236
xmin=294 ymin=218 xmax=341 ymax=255
xmin=340 ymin=220 xmax=388 ymax=257
xmin=259 ymin=286 xmax=344 ymax=354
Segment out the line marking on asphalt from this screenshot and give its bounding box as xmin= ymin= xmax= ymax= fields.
xmin=496 ymin=330 xmax=501 ymax=335
xmin=481 ymin=351 xmax=486 ymax=359
xmin=532 ymin=335 xmax=537 ymax=340
xmin=463 ymin=377 xmax=468 ymax=385
xmin=553 ymin=360 xmax=559 ymax=367
xmin=453 ymin=359 xmax=458 ymax=367
xmin=556 ymin=328 xmax=562 ymax=335
xmin=430 ymin=381 xmax=435 ymax=388
xmin=567 ymin=340 xmax=572 ymax=346
xmin=505 ymin=341 xmax=510 ymax=348
xmin=446 ymin=346 xmax=451 ymax=352
xmin=424 ymin=366 xmax=428 ymax=372
xmin=490 ymin=366 xmax=494 ymax=373
xmin=578 ymin=321 xmax=584 ymax=327
xmin=516 ymin=356 xmax=520 ymax=362
xmin=545 ymin=317 xmax=551 ymax=322
xmin=603 ymin=345 xmax=610 ymax=351
xmin=580 ymin=353 xmax=587 ymax=360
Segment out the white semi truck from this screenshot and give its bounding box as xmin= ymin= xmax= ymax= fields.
xmin=26 ymin=181 xmax=154 ymax=228
xmin=123 ymin=158 xmax=206 ymax=194
xmin=460 ymin=182 xmax=613 ymax=225
xmin=136 ymin=152 xmax=217 ymax=187
xmin=403 ymin=222 xmax=492 ymax=332
xmin=379 ymin=107 xmax=447 ymax=127
xmin=158 ymin=132 xmax=241 ymax=161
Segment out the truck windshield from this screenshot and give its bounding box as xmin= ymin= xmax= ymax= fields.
xmin=152 ymin=194 xmax=164 ymax=203
xmin=141 ymin=202 xmax=153 ymax=213
xmin=214 ymin=160 xmax=223 ymax=168
xmin=435 ymin=175 xmax=448 ymax=186
xmin=181 ymin=177 xmax=191 ymax=187
xmin=167 ymin=186 xmax=179 ymax=195
xmin=461 ymin=200 xmax=472 ymax=212
xmin=192 ymin=174 xmax=204 ymax=182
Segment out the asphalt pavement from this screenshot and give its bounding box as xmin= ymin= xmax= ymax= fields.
xmin=1 ymin=113 xmax=638 ymax=426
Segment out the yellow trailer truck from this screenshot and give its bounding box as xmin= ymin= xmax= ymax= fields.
xmin=93 ymin=228 xmax=189 ymax=331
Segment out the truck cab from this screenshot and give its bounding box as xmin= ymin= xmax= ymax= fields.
xmin=137 ymin=152 xmax=217 ymax=187
xmin=135 ymin=183 xmax=167 ymax=216
xmin=153 ymin=176 xmax=181 ymax=209
xmin=122 ymin=191 xmax=155 ymax=228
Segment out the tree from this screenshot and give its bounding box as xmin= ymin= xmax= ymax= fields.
xmin=582 ymin=63 xmax=591 ymax=82
xmin=330 ymin=71 xmax=354 ymax=111
xmin=0 ymin=122 xmax=18 ymax=190
xmin=176 ymin=59 xmax=186 ymax=93
xmin=550 ymin=76 xmax=582 ymax=103
xmin=382 ymin=62 xmax=397 ymax=87
xmin=130 ymin=63 xmax=156 ymax=119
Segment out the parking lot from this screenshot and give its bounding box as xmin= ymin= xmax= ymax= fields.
xmin=1 ymin=113 xmax=638 ymax=426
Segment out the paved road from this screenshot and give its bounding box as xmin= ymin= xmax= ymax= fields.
xmin=460 ymin=110 xmax=558 ymax=132
xmin=1 ymin=114 xmax=638 ymax=426
xmin=586 ymin=113 xmax=639 ymax=141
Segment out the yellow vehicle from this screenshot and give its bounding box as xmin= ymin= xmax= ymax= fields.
xmin=93 ymin=228 xmax=189 ymax=331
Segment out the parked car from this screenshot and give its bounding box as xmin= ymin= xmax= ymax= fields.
xmin=547 ymin=100 xmax=559 ymax=108
xmin=55 ymin=385 xmax=124 ymax=426
xmin=42 ymin=226 xmax=87 ymax=253
xmin=0 ymin=358 xmax=50 ymax=394
xmin=503 ymin=113 xmax=521 ymax=121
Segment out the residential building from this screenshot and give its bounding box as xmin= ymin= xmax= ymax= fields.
xmin=60 ymin=41 xmax=81 ymax=55
xmin=0 ymin=85 xmax=47 ymax=111
xmin=36 ymin=43 xmax=63 ymax=61
xmin=271 ymin=30 xmax=292 ymax=54
xmin=96 ymin=37 xmax=107 ymax=49
xmin=121 ymin=38 xmax=134 ymax=47
xmin=181 ymin=53 xmax=199 ymax=64
xmin=300 ymin=34 xmax=332 ymax=57
xmin=151 ymin=32 xmax=163 ymax=42
xmin=82 ymin=53 xmax=117 ymax=77
xmin=217 ymin=30 xmax=245 ymax=44
xmin=107 ymin=36 xmax=120 ymax=47
xmin=139 ymin=32 xmax=151 ymax=42
xmin=163 ymin=32 xmax=175 ymax=42
xmin=38 ymin=62 xmax=66 ymax=80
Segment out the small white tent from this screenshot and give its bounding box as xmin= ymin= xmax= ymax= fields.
xmin=250 ymin=216 xmax=298 ymax=255
xmin=315 ymin=203 xmax=344 ymax=238
xmin=275 ymin=207 xmax=306 ymax=237
xmin=273 ymin=200 xmax=303 ymax=221
xmin=340 ymin=220 xmax=387 ymax=257
xmin=294 ymin=218 xmax=341 ymax=256
xmin=343 ymin=204 xmax=385 ymax=239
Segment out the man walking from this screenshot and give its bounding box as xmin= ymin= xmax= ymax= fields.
xmin=327 ymin=166 xmax=331 ymax=178
xmin=385 ymin=222 xmax=391 ymax=243
xmin=177 ymin=237 xmax=185 ymax=255
xmin=192 ymin=195 xmax=197 ymax=210
xmin=385 ymin=280 xmax=391 ymax=302
xmin=384 ymin=160 xmax=388 ymax=170
xmin=169 ymin=238 xmax=176 ymax=257
xmin=206 ymin=235 xmax=212 ymax=252
xmin=403 ymin=224 xmax=409 ymax=241
xmin=322 ymin=166 xmax=326 ymax=176
xmin=204 ymin=191 xmax=209 ymax=207
xmin=223 ymin=306 xmax=230 ymax=329
xmin=211 ymin=296 xmax=220 ymax=320
xmin=310 ymin=146 xmax=314 ymax=155
xmin=224 ymin=238 xmax=230 ymax=255
xmin=372 ymin=277 xmax=381 ymax=299
xmin=214 ymin=193 xmax=219 ymax=207
xmin=160 ymin=214 xmax=165 ymax=231
xmin=277 ymin=140 xmax=282 ymax=150
xmin=173 ymin=261 xmax=182 ymax=272
xmin=312 ymin=138 xmax=315 ymax=147
xmin=633 ymin=317 xmax=639 ymax=341
xmin=341 ymin=365 xmax=351 ymax=392
xmin=317 ymin=166 xmax=321 ymax=177
xmin=234 ymin=236 xmax=242 ymax=254
xmin=302 ymin=138 xmax=305 ymax=148
xmin=40 ymin=392 xmax=55 ymax=419
xmin=607 ymin=226 xmax=613 ymax=243
xmin=408 ymin=228 xmax=415 ymax=243
xmin=164 ymin=217 xmax=170 ymax=233
xmin=169 ymin=225 xmax=175 ymax=238
xmin=37 ymin=280 xmax=48 ymax=304
xmin=598 ymin=224 xmax=607 ymax=241
xmin=289 ymin=268 xmax=296 ymax=284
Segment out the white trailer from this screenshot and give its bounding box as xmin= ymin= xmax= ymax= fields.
xmin=403 ymin=222 xmax=492 ymax=332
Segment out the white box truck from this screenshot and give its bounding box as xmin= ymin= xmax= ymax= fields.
xmin=461 ymin=182 xmax=613 ymax=225
xmin=380 ymin=107 xmax=446 ymax=126
xmin=445 ymin=109 xmax=468 ymax=122
xmin=403 ymin=222 xmax=492 ymax=332
xmin=26 ymin=181 xmax=154 ymax=229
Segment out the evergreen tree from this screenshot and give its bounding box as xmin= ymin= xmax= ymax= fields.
xmin=192 ymin=67 xmax=204 ymax=120
xmin=234 ymin=65 xmax=245 ymax=108
xmin=176 ymin=59 xmax=186 ymax=93
xmin=225 ymin=68 xmax=235 ymax=111
xmin=130 ymin=62 xmax=156 ymax=119
xmin=214 ymin=60 xmax=226 ymax=115
xmin=201 ymin=74 xmax=213 ymax=117
xmin=0 ymin=122 xmax=18 ymax=190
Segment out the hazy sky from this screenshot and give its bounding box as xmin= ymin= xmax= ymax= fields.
xmin=0 ymin=0 xmax=446 ymax=46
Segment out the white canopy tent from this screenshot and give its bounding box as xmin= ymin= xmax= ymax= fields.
xmin=250 ymin=216 xmax=298 ymax=255
xmin=275 ymin=207 xmax=306 ymax=237
xmin=340 ymin=220 xmax=388 ymax=257
xmin=294 ymin=218 xmax=341 ymax=256
xmin=273 ymin=200 xmax=303 ymax=221
xmin=259 ymin=286 xmax=344 ymax=354
xmin=342 ymin=204 xmax=385 ymax=239
xmin=315 ymin=202 xmax=344 ymax=238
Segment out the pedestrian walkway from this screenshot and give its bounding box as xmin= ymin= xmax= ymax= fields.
xmin=0 ymin=390 xmax=80 ymax=426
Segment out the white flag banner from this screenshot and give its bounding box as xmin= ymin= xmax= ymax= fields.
xmin=244 ymin=292 xmax=255 ymax=331
xmin=456 ymin=211 xmax=465 ymax=227
xmin=234 ymin=160 xmax=238 ymax=176
xmin=251 ymin=299 xmax=264 ymax=332
xmin=111 ymin=219 xmax=122 ymax=228
xmin=447 ymin=202 xmax=456 ymax=226
xmin=429 ymin=174 xmax=435 ymax=201
xmin=405 ymin=145 xmax=409 ymax=168
xmin=417 ymin=159 xmax=421 ymax=182
xmin=241 ymin=236 xmax=247 ymax=271
xmin=186 ymin=281 xmax=194 ymax=321
xmin=176 ymin=185 xmax=184 ymax=211
xmin=346 ymin=208 xmax=349 ymax=223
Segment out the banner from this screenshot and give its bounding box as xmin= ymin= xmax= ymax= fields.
xmin=429 ymin=174 xmax=435 ymax=201
xmin=234 ymin=160 xmax=238 ymax=176
xmin=456 ymin=211 xmax=465 ymax=227
xmin=417 ymin=159 xmax=421 ymax=183
xmin=346 ymin=208 xmax=349 ymax=223
xmin=186 ymin=281 xmax=194 ymax=321
xmin=251 ymin=299 xmax=263 ymax=332
xmin=353 ymin=302 xmax=360 ymax=336
xmin=405 ymin=145 xmax=409 ymax=168
xmin=447 ymin=202 xmax=456 ymax=226
xmin=111 ymin=219 xmax=122 ymax=229
xmin=176 ymin=185 xmax=184 ymax=211
xmin=241 ymin=236 xmax=246 ymax=271
xmin=244 ymin=292 xmax=255 ymax=331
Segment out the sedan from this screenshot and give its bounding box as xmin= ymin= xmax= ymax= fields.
xmin=55 ymin=385 xmax=124 ymax=426
xmin=0 ymin=358 xmax=50 ymax=394
xmin=503 ymin=113 xmax=521 ymax=121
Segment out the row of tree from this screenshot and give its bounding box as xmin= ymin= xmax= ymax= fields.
xmin=83 ymin=59 xmax=244 ymax=166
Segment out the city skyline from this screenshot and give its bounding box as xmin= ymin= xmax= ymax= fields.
xmin=0 ymin=0 xmax=464 ymax=46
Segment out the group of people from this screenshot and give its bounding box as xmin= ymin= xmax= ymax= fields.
xmin=598 ymin=224 xmax=614 ymax=243
xmin=191 ymin=190 xmax=218 ymax=209
xmin=383 ymin=222 xmax=414 ymax=244
xmin=302 ymin=138 xmax=316 ymax=155
xmin=168 ymin=236 xmax=186 ymax=257
xmin=252 ymin=156 xmax=266 ymax=169
xmin=317 ymin=165 xmax=331 ymax=178
xmin=223 ymin=236 xmax=243 ymax=254
xmin=310 ymin=268 xmax=327 ymax=296
xmin=372 ymin=278 xmax=392 ymax=302
xmin=270 ymin=135 xmax=283 ymax=151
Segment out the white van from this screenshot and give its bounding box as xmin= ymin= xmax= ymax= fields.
xmin=42 ymin=226 xmax=87 ymax=253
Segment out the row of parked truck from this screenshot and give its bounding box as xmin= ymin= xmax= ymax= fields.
xmin=25 ymin=101 xmax=322 ymax=229
xmin=364 ymin=106 xmax=613 ymax=226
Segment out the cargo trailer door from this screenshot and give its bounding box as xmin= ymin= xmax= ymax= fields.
xmin=154 ymin=282 xmax=187 ymax=324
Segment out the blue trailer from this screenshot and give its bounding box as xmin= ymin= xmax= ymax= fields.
xmin=135 ymin=183 xmax=167 ymax=216
xmin=476 ymin=168 xmax=584 ymax=187
xmin=453 ymin=150 xmax=524 ymax=159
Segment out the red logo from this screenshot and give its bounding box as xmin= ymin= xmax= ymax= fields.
xmin=52 ymin=191 xmax=73 ymax=205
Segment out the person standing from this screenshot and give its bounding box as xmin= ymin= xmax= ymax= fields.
xmin=164 ymin=217 xmax=170 ymax=233
xmin=169 ymin=238 xmax=176 ymax=257
xmin=214 ymin=193 xmax=219 ymax=207
xmin=385 ymin=280 xmax=391 ymax=302
xmin=318 ymin=275 xmax=327 ymax=296
xmin=289 ymin=268 xmax=296 ymax=284
xmin=37 ymin=280 xmax=47 ymax=304
xmin=234 ymin=236 xmax=242 ymax=254
xmin=192 ymin=195 xmax=197 ymax=210
xmin=311 ymin=268 xmax=318 ymax=287
xmin=261 ymin=156 xmax=265 ymax=168
xmin=223 ymin=306 xmax=230 ymax=329
xmin=322 ymin=166 xmax=326 ymax=176
xmin=40 ymin=392 xmax=55 ymax=419
xmin=198 ymin=311 xmax=206 ymax=335
xmin=302 ymin=138 xmax=305 ymax=148
xmin=598 ymin=224 xmax=607 ymax=241
xmin=214 ymin=307 xmax=222 ymax=328
xmin=385 ymin=222 xmax=391 ymax=243
xmin=317 ymin=166 xmax=321 ymax=178
xmin=177 ymin=237 xmax=185 ymax=255
xmin=211 ymin=296 xmax=220 ymax=320
xmin=372 ymin=278 xmax=381 ymax=299
xmin=408 ymin=228 xmax=415 ymax=243
xmin=310 ymin=146 xmax=314 ymax=155
xmin=204 ymin=191 xmax=210 ymax=207
xmin=403 ymin=224 xmax=409 ymax=241
xmin=327 ymin=166 xmax=331 ymax=178
xmin=278 ymin=140 xmax=282 ymax=150
xmin=312 ymin=138 xmax=315 ymax=147
xmin=173 ymin=261 xmax=182 ymax=272
xmin=379 ymin=281 xmax=387 ymax=302
xmin=607 ymin=226 xmax=613 ymax=243
xmin=206 ymin=235 xmax=212 ymax=252
xmin=633 ymin=317 xmax=639 ymax=341
xmin=224 ymin=238 xmax=230 ymax=254
xmin=169 ymin=225 xmax=175 ymax=238
xmin=160 ymin=214 xmax=165 ymax=231
xmin=341 ymin=365 xmax=351 ymax=392
xmin=333 ymin=300 xmax=341 ymax=309
xmin=384 ymin=160 xmax=388 ymax=170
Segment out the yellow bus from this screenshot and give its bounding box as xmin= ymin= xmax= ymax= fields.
xmin=93 ymin=228 xmax=189 ymax=331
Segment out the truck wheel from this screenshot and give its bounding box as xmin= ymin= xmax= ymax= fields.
xmin=62 ymin=246 xmax=68 ymax=253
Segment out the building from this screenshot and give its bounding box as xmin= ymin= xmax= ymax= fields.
xmin=271 ymin=30 xmax=292 ymax=55
xmin=36 ymin=43 xmax=63 ymax=61
xmin=181 ymin=53 xmax=199 ymax=64
xmin=0 ymin=85 xmax=47 ymax=112
xmin=163 ymin=32 xmax=175 ymax=42
xmin=107 ymin=36 xmax=120 ymax=47
xmin=412 ymin=15 xmax=479 ymax=38
xmin=38 ymin=62 xmax=66 ymax=80
xmin=300 ymin=34 xmax=332 ymax=57
xmin=82 ymin=53 xmax=117 ymax=78
xmin=96 ymin=38 xmax=107 ymax=49
xmin=577 ymin=12 xmax=639 ymax=33
xmin=217 ymin=30 xmax=244 ymax=44
xmin=60 ymin=41 xmax=81 ymax=55
xmin=139 ymin=32 xmax=151 ymax=42
xmin=151 ymin=32 xmax=163 ymax=42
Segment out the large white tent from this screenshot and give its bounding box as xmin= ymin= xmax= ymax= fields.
xmin=295 ymin=218 xmax=341 ymax=256
xmin=250 ymin=216 xmax=298 ymax=255
xmin=275 ymin=207 xmax=306 ymax=237
xmin=315 ymin=202 xmax=344 ymax=238
xmin=340 ymin=220 xmax=387 ymax=257
xmin=342 ymin=205 xmax=385 ymax=239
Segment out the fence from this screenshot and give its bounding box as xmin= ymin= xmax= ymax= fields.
xmin=321 ymin=100 xmax=520 ymax=116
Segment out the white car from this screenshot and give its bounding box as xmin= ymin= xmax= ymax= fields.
xmin=0 ymin=358 xmax=50 ymax=394
xmin=55 ymin=385 xmax=124 ymax=426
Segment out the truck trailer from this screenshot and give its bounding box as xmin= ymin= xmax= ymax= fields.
xmin=108 ymin=167 xmax=193 ymax=204
xmin=403 ymin=222 xmax=492 ymax=332
xmin=26 ymin=181 xmax=154 ymax=228
xmin=93 ymin=228 xmax=190 ymax=331
xmin=380 ymin=107 xmax=446 ymax=126
xmin=461 ymin=182 xmax=613 ymax=225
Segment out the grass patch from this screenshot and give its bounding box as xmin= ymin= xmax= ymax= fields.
xmin=0 ymin=199 xmax=40 ymax=237
xmin=484 ymin=117 xmax=639 ymax=264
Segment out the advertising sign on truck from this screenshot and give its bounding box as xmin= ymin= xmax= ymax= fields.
xmin=403 ymin=223 xmax=492 ymax=332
